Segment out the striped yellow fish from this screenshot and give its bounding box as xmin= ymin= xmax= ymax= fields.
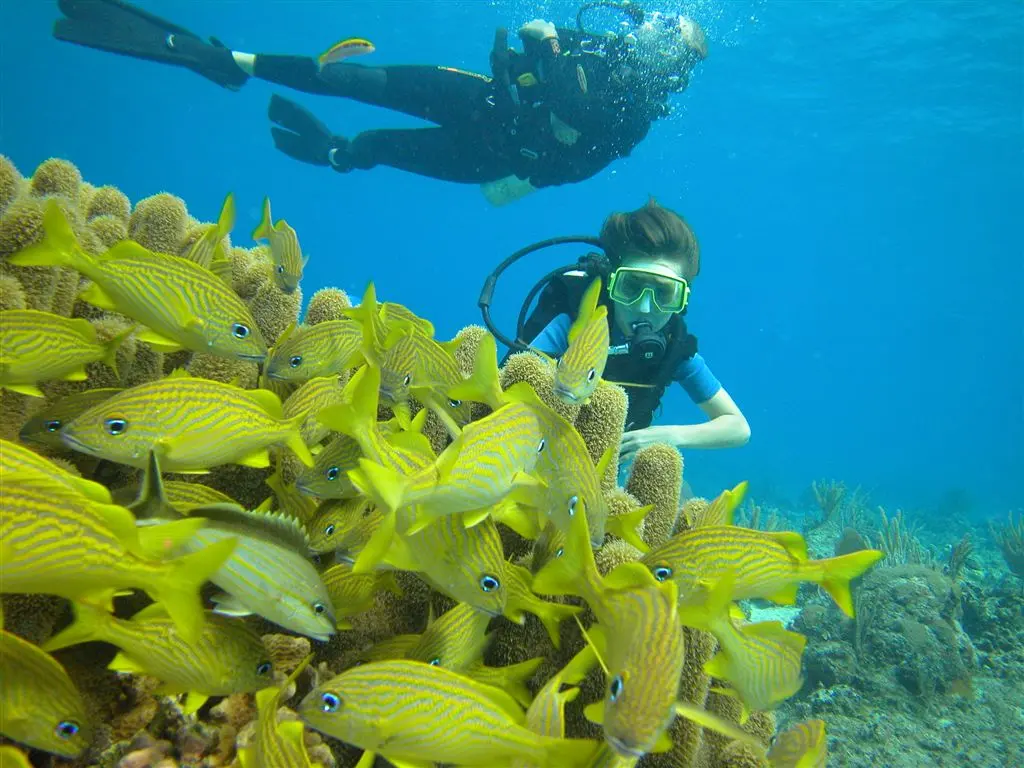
xmin=295 ymin=434 xmax=365 ymax=499
xmin=1 ymin=476 xmax=233 ymax=643
xmin=297 ymin=660 xmax=598 ymax=767
xmin=0 ymin=628 xmax=92 ymax=758
xmin=357 ymin=507 xmax=508 ymax=617
xmin=349 ymin=396 xmax=546 ymax=533
xmin=1 ymin=437 xmax=112 ymax=504
xmin=321 ymin=562 xmax=402 ymax=629
xmin=283 ymin=374 xmax=348 ymax=446
xmin=767 ymin=719 xmax=827 ymax=768
xmin=130 ymin=451 xmax=336 ymax=640
xmin=553 ymin=277 xmax=609 ymax=405
xmin=504 ymin=561 xmax=582 ymax=650
xmin=18 ymin=387 xmax=123 ymax=449
xmin=640 ymin=525 xmax=883 ymax=617
xmin=185 ymin=191 xmax=235 ymax=279
xmin=43 ymin=601 xmax=273 ymax=715
xmin=252 ymin=197 xmax=307 ymax=293
xmin=0 ymin=309 xmax=131 ymax=397
xmin=306 ymin=497 xmax=381 ymax=556
xmin=265 ymin=320 xmax=363 ymax=382
xmin=60 ymin=369 xmax=313 ymax=472
xmin=238 ymin=655 xmax=322 ymax=768
xmin=8 ymin=199 xmax=267 ymax=361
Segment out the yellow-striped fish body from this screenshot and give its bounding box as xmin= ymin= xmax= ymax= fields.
xmin=298 ymin=660 xmax=597 ymax=767
xmin=0 ymin=477 xmax=232 ymax=643
xmin=295 ymin=434 xmax=364 ymax=499
xmin=351 ymin=399 xmax=546 ymax=531
xmin=767 ymin=719 xmax=827 ymax=768
xmin=640 ymin=526 xmax=883 ymax=617
xmin=43 ymin=601 xmax=273 ymax=715
xmin=18 ymin=387 xmax=123 ymax=449
xmin=553 ymin=277 xmax=609 ymax=405
xmin=504 ymin=561 xmax=582 ymax=650
xmin=403 ymin=601 xmax=493 ymax=669
xmin=380 ymin=301 xmax=434 ymax=337
xmin=0 ymin=309 xmax=130 ymax=397
xmin=185 ymin=191 xmax=235 ymax=278
xmin=266 ymin=468 xmax=319 ymax=525
xmin=306 ymin=497 xmax=381 ymax=556
xmin=8 ymin=200 xmax=267 ymax=361
xmin=265 ymin=320 xmax=363 ymax=382
xmin=283 ymin=374 xmax=348 ymax=446
xmin=0 ymin=437 xmax=112 ymax=503
xmin=238 ymin=656 xmax=321 ymax=768
xmin=252 ymin=197 xmax=306 ymax=293
xmin=320 ymin=562 xmax=402 ymax=629
xmin=60 ymin=370 xmax=313 ymax=471
xmin=0 ymin=629 xmax=91 ymax=758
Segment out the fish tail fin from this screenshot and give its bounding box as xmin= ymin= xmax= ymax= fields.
xmin=252 ymin=196 xmax=273 ymax=240
xmin=348 ymin=457 xmax=408 ymax=514
xmin=282 ymin=410 xmax=315 ymax=467
xmin=7 ymin=199 xmax=86 ymax=270
xmin=102 ymin=323 xmax=137 ymax=378
xmin=533 ymin=599 xmax=583 ymax=650
xmin=216 ymin=191 xmax=236 ymax=238
xmin=815 ymin=549 xmax=884 ymax=617
xmin=604 ymin=503 xmax=651 ymax=553
xmin=447 ymin=332 xmax=505 ymax=410
xmin=492 ymin=656 xmax=545 ymax=708
xmin=541 ymin=736 xmax=601 ymax=768
xmin=532 ymin=499 xmax=602 ymax=605
xmin=351 ymin=506 xmax=398 ymax=573
xmin=40 ymin=599 xmax=111 ymax=652
xmin=319 ymin=365 xmax=379 ymax=453
xmin=148 ymin=537 xmax=237 ymax=643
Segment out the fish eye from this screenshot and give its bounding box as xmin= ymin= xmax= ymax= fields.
xmin=312 ymin=601 xmax=328 ymax=615
xmin=448 ymin=398 xmax=461 ymax=408
xmin=256 ymin=661 xmax=272 ymax=676
xmin=428 ymin=657 xmax=441 ymax=666
xmin=567 ymin=495 xmax=578 ymax=517
xmin=289 ymin=355 xmax=303 ymax=368
xmin=537 ymin=438 xmax=546 ymax=453
xmin=555 ymin=546 xmax=564 ymax=558
xmin=402 ymin=374 xmax=412 ymax=386
xmin=609 ymin=675 xmax=624 ymax=702
xmin=45 ymin=419 xmax=62 ymax=432
xmin=587 ymin=368 xmax=596 ymax=381
xmin=55 ymin=720 xmax=80 ymax=739
xmin=231 ymin=323 xmax=250 ymax=339
xmin=326 ymin=466 xmax=340 ymax=481
xmin=277 ymin=265 xmax=285 ymax=274
xmin=104 ymin=417 xmax=127 ymax=436
xmin=362 ymin=506 xmax=372 ymax=517
xmin=652 ymin=565 xmax=673 ymax=582
xmin=479 ymin=574 xmax=500 ymax=593
xmin=325 ymin=523 xmax=336 ymax=537
xmin=320 ymin=692 xmax=342 ymax=712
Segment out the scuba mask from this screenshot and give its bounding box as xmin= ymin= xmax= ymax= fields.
xmin=608 ymin=265 xmax=690 ymax=313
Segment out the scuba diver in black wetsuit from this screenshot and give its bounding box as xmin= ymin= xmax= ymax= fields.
xmin=479 ymin=198 xmax=751 ymax=467
xmin=51 ymin=0 xmax=708 ymax=205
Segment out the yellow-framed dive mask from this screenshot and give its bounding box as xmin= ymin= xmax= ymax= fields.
xmin=607 ymin=265 xmax=690 ymax=313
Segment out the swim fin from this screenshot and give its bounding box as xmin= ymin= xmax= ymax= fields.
xmin=52 ymin=0 xmax=249 ymax=90
xmin=268 ymin=94 xmax=353 ymax=171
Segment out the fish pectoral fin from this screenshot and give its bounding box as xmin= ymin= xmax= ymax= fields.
xmin=135 ymin=328 xmax=185 ymax=353
xmin=583 ymin=700 xmax=605 ymax=725
xmin=210 ymin=592 xmax=254 ymax=617
xmin=461 ymin=506 xmax=492 ymax=530
xmin=181 ymin=691 xmax=210 ymax=716
xmin=61 ymin=367 xmax=89 ymax=382
xmin=654 ymin=729 xmax=674 ymax=753
xmin=78 ymin=281 xmax=120 ymax=311
xmin=108 ymin=651 xmax=148 ymax=675
xmin=2 ymin=383 xmax=45 ymax=397
xmin=234 ymin=449 xmax=272 ymax=469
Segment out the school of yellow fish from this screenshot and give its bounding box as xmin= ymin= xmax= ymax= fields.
xmin=0 ymin=158 xmax=879 ymax=767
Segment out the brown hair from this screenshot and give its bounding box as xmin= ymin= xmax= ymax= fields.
xmin=599 ymin=198 xmax=701 ymax=279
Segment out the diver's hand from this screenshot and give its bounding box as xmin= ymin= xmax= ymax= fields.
xmin=619 ymin=426 xmax=679 ymax=467
xmin=518 ymin=19 xmax=558 ymax=42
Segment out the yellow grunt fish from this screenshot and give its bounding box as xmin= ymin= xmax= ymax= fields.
xmin=0 ymin=309 xmax=131 ymax=397
xmin=767 ymin=718 xmax=827 ymax=768
xmin=640 ymin=525 xmax=883 ymax=617
xmin=1 ymin=476 xmax=233 ymax=643
xmin=0 ymin=628 xmax=92 ymax=758
xmin=43 ymin=601 xmax=274 ymax=715
xmin=61 ymin=369 xmax=313 ymax=472
xmin=320 ymin=561 xmax=402 ymax=629
xmin=295 ymin=433 xmax=364 ymax=499
xmin=18 ymin=386 xmax=123 ymax=449
xmin=298 ymin=660 xmax=599 ymax=767
xmin=8 ymin=199 xmax=267 ymax=361
xmin=306 ymin=497 xmax=381 ymax=556
xmin=283 ymin=374 xmax=348 ymax=447
xmin=0 ymin=437 xmax=113 ymax=504
xmin=252 ymin=197 xmax=307 ymax=293
xmin=265 ymin=320 xmax=363 ymax=382
xmin=553 ymin=277 xmax=609 ymax=405
xmin=238 ymin=655 xmax=322 ymax=768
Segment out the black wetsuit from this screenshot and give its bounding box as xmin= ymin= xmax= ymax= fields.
xmin=251 ymin=28 xmax=671 ymax=187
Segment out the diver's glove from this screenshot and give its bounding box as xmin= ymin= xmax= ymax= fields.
xmin=268 ymin=94 xmax=353 ymax=173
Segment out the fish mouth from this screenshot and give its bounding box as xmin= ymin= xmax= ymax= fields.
xmin=59 ymin=431 xmax=95 ymax=455
xmin=266 ymin=369 xmax=289 ymax=382
xmin=607 ymin=736 xmax=647 ymax=759
xmin=237 ymin=352 xmax=267 ymax=363
xmin=553 ymin=386 xmax=580 ymax=403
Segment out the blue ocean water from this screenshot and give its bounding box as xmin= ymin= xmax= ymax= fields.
xmin=1 ymin=0 xmax=1020 ymax=517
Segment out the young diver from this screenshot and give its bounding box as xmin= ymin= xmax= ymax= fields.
xmin=51 ymin=0 xmax=707 ymax=205
xmin=483 ymin=199 xmax=750 ymax=465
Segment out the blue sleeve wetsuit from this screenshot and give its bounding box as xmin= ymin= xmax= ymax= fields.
xmin=529 ymin=313 xmax=721 ymax=405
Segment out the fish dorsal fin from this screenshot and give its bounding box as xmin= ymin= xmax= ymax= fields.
xmin=128 ymin=450 xmax=183 ymax=520
xmin=700 ymin=481 xmax=749 ymax=528
xmin=190 ymin=502 xmax=311 ymax=554
xmin=602 ymin=561 xmax=660 ymax=592
xmin=567 ymin=277 xmax=603 ymax=344
xmin=165 ymin=367 xmax=193 ymax=380
xmin=594 ymin=444 xmax=615 ymax=479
